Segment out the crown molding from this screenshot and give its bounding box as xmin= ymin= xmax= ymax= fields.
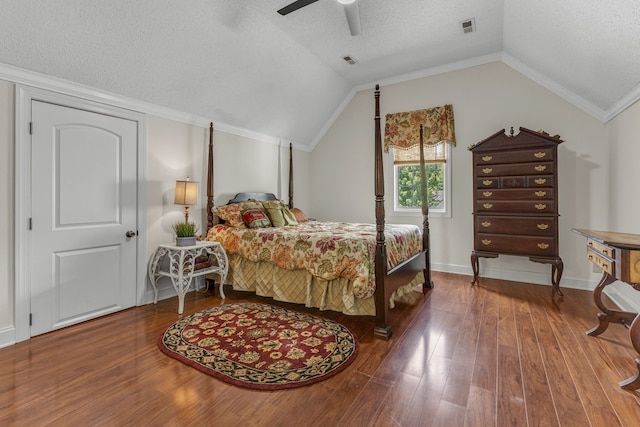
xmin=359 ymin=52 xmax=503 ymax=91
xmin=308 ymin=53 xmax=503 ymax=151
xmin=500 ymin=53 xmax=609 ymax=123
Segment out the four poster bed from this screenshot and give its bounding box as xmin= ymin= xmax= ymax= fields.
xmin=204 ymin=85 xmax=434 ymax=339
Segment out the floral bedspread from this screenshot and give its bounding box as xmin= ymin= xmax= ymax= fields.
xmin=205 ymin=222 xmax=423 ymax=299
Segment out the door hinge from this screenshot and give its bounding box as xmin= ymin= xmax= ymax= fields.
xmin=29 ymin=313 xmax=32 ymax=326
xmin=29 ymin=122 xmax=33 ymax=135
xmin=27 ymin=217 xmax=32 ymax=230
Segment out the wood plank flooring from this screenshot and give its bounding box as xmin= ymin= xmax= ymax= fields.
xmin=1 ymin=272 xmax=639 ymax=426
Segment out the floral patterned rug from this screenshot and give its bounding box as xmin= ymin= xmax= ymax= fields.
xmin=157 ymin=302 xmax=359 ymax=390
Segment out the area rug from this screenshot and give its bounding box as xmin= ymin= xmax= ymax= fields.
xmin=157 ymin=302 xmax=359 ymax=390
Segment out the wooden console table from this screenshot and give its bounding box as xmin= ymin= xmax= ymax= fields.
xmin=573 ymin=228 xmax=640 ymax=390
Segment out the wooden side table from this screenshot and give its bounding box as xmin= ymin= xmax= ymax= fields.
xmin=573 ymin=228 xmax=640 ymax=390
xmin=148 ymin=241 xmax=228 ymax=314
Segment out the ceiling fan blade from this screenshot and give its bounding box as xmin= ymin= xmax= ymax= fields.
xmin=343 ymin=1 xmax=361 ymax=36
xmin=277 ymin=0 xmax=319 ymax=16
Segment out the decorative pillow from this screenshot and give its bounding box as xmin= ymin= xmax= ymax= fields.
xmin=242 ymin=209 xmax=272 ymax=228
xmin=260 ymin=200 xmax=284 ymax=227
xmin=282 ymin=206 xmax=299 ymax=226
xmin=290 ymin=207 xmax=308 ymax=223
xmin=238 ymin=200 xmax=264 ymax=212
xmin=213 ymin=204 xmax=245 ymax=228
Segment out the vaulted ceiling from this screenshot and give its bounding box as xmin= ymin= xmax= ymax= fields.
xmin=1 ymin=0 xmax=639 ymax=150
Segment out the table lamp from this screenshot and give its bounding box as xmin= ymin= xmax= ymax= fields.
xmin=174 ymin=177 xmax=198 ymax=223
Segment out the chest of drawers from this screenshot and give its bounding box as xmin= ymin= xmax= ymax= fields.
xmin=469 ymin=127 xmax=564 ymax=295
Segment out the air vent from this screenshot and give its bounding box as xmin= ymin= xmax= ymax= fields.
xmin=342 ymin=55 xmax=358 ymax=65
xmin=460 ymin=18 xmax=475 ymax=34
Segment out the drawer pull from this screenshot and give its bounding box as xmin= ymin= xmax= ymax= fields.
xmin=482 ymin=168 xmax=493 ymax=174
xmin=481 ymin=221 xmax=491 ymax=227
xmin=482 ymin=155 xmax=492 ymax=162
xmin=483 ymin=203 xmax=493 ymax=209
xmin=535 ymin=191 xmax=547 ymax=197
xmin=481 ymin=239 xmax=492 ymax=246
xmin=535 ymin=178 xmax=547 ymax=185
xmin=534 ymin=165 xmax=547 ymax=172
xmin=537 ymin=243 xmax=549 ymax=249
xmin=537 ymin=223 xmax=549 ymax=230
xmin=482 ymin=191 xmax=493 ymax=197
xmin=534 ymin=203 xmax=547 ymax=210
xmin=534 ymin=152 xmax=547 ymax=158
xmin=483 ymin=180 xmax=493 ymax=186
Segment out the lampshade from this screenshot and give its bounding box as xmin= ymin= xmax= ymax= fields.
xmin=174 ymin=178 xmax=198 ymax=206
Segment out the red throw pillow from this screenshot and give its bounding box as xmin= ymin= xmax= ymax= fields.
xmin=242 ymin=209 xmax=272 ymax=228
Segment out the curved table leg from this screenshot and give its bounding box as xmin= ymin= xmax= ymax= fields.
xmin=470 ymin=251 xmax=498 ymax=285
xmin=470 ymin=252 xmax=479 ymax=285
xmin=206 ymin=244 xmax=228 ymax=299
xmin=166 ymin=249 xmax=199 ymax=315
xmin=148 ymin=248 xmax=168 ymax=304
xmin=551 ymin=258 xmax=564 ymax=297
xmin=586 ymin=272 xmax=618 ymax=336
xmin=620 ymin=313 xmax=640 ymax=390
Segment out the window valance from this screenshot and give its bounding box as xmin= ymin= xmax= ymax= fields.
xmin=384 ymin=104 xmax=456 ymax=152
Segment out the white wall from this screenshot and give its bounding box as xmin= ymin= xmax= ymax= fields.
xmin=145 ymin=116 xmax=310 ymax=301
xmin=0 ymin=80 xmax=14 ymax=330
xmin=311 ymin=61 xmax=609 ymax=288
xmin=606 ymin=100 xmax=640 ymax=311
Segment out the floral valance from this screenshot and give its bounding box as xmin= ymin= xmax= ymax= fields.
xmin=384 ymin=104 xmax=456 ymax=152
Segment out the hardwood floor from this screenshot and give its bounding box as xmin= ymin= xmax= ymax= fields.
xmin=1 ymin=272 xmax=639 ymax=426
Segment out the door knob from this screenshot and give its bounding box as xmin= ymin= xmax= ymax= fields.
xmin=126 ymin=230 xmax=137 ymax=238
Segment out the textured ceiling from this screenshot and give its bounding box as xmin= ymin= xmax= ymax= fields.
xmin=1 ymin=0 xmax=639 ymax=150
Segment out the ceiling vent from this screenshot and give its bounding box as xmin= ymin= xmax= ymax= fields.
xmin=460 ymin=18 xmax=475 ymax=34
xmin=342 ymin=55 xmax=358 ymax=65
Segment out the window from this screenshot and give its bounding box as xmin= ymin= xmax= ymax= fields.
xmin=393 ymin=142 xmax=451 ymax=217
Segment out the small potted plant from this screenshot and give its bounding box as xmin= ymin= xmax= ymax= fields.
xmin=173 ymin=221 xmax=198 ymax=246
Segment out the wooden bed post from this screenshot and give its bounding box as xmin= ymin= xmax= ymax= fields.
xmin=206 ymin=122 xmax=214 ymax=232
xmin=419 ymin=125 xmax=434 ymax=288
xmin=373 ymin=84 xmax=391 ymax=340
xmin=288 ymin=143 xmax=294 ymax=209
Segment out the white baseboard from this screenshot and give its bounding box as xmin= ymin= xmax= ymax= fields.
xmin=0 ymin=326 xmax=16 ymax=349
xmin=431 ymin=262 xmax=596 ymax=291
xmin=432 ymin=262 xmax=640 ymax=312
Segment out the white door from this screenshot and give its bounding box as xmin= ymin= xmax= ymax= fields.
xmin=30 ymin=101 xmax=138 ymax=336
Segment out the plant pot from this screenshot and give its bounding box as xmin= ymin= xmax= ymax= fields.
xmin=175 ymin=237 xmax=196 ymax=247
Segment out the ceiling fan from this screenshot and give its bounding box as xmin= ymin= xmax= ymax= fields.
xmin=277 ymin=0 xmax=362 ymax=36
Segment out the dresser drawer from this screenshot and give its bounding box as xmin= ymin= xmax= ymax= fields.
xmin=476 ymin=233 xmax=557 ymax=256
xmin=527 ymin=175 xmax=554 ymax=187
xmin=586 ymin=238 xmax=615 ymax=259
xmin=475 ymin=162 xmax=554 ymax=177
xmin=476 ymin=200 xmax=556 ymax=213
xmin=476 ymin=216 xmax=556 ymax=236
xmin=587 ymin=247 xmax=614 ymax=276
xmin=500 ymin=177 xmax=526 ymax=188
xmin=477 ymin=177 xmax=499 ymax=188
xmin=476 ymin=188 xmax=554 ymax=200
xmin=474 ymin=148 xmax=555 ymax=165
